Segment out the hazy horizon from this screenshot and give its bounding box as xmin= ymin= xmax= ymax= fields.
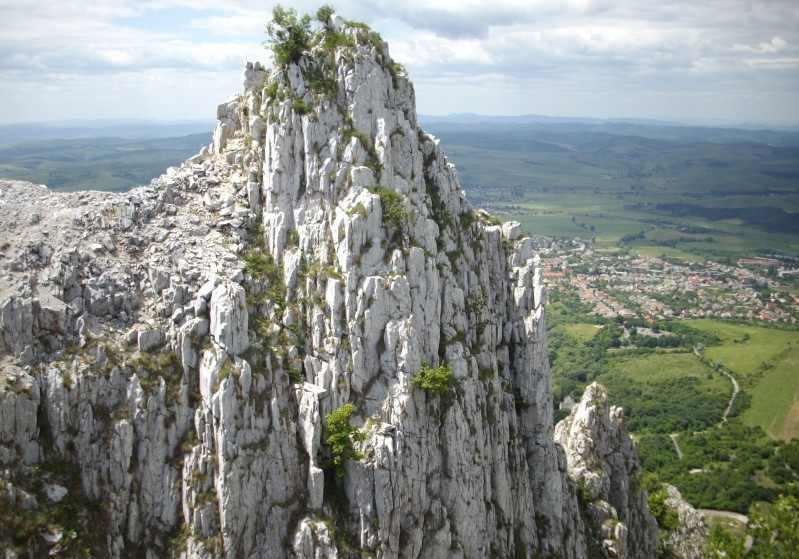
xmin=2 ymin=113 xmax=799 ymax=132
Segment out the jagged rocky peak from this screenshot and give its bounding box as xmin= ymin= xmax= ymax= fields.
xmin=0 ymin=7 xmax=667 ymax=559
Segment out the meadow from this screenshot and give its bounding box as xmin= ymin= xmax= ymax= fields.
xmin=684 ymin=320 xmax=799 ymax=440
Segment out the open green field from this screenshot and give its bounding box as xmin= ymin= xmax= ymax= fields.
xmin=563 ymin=323 xmax=602 ymax=342
xmin=682 ymin=320 xmax=799 ymax=440
xmin=499 ymin=192 xmax=799 ymax=260
xmin=594 ymin=351 xmax=730 ymax=433
xmin=629 ymin=244 xmax=705 ymax=262
xmin=600 ymin=351 xmax=730 ymax=395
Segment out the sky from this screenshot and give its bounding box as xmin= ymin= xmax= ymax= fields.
xmin=1 ymin=0 xmax=798 ymax=126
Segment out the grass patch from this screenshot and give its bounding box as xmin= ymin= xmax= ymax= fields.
xmin=343 ymin=127 xmax=382 ymax=176
xmin=243 ymin=242 xmax=286 ymax=307
xmin=603 ymin=352 xmax=729 ymax=393
xmin=368 ymin=187 xmax=407 ymax=230
xmin=563 ymin=323 xmax=602 ymax=342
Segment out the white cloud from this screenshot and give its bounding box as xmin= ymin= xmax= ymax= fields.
xmin=0 ymin=0 xmax=797 ymax=124
xmin=733 ymin=36 xmax=788 ymax=54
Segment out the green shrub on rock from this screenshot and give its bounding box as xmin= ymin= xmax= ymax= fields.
xmin=411 ymin=363 xmax=454 ymax=395
xmin=266 ymin=6 xmax=312 ymax=66
xmin=324 ymin=403 xmax=365 ymax=477
xmin=368 ymin=187 xmax=407 ymax=230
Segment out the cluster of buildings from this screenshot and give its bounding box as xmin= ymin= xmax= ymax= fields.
xmin=540 ymin=242 xmax=799 ymax=324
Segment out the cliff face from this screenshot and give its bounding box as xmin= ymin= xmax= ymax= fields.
xmin=0 ymin=15 xmax=657 ymax=558
xmin=555 ymin=384 xmax=659 ymax=557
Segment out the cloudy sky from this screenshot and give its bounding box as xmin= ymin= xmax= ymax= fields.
xmin=2 ymin=0 xmax=798 ymax=125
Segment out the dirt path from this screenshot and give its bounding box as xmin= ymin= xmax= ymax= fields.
xmin=699 ymin=509 xmax=748 ymax=525
xmin=692 ymin=350 xmax=740 ymax=424
xmin=669 ymin=433 xmax=684 ymax=460
xmin=719 ymin=368 xmax=740 ymax=423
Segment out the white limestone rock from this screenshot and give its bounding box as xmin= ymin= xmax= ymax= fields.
xmin=209 ymin=282 xmax=249 ymax=355
xmin=0 ymin=18 xmax=661 ymax=558
xmin=556 ymin=383 xmax=659 ymax=558
xmin=293 ymin=517 xmax=338 ymax=559
xmin=0 ymin=296 xmax=34 ymax=356
xmin=663 ymin=484 xmax=708 ymax=559
xmin=45 ymin=483 xmax=68 ymax=503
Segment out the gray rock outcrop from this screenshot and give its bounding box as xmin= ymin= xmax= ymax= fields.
xmin=663 ymin=484 xmax=708 ymax=559
xmin=0 ymin=13 xmax=660 ymax=558
xmin=555 ymin=383 xmax=659 ymax=557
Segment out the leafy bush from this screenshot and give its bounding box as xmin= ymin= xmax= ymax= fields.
xmin=424 ymin=175 xmax=452 ymax=231
xmin=324 ymin=403 xmax=365 ymax=477
xmin=339 ymin=20 xmax=387 ymax=59
xmin=387 ymin=61 xmax=404 ymax=88
xmin=286 ymin=228 xmax=300 ymax=247
xmin=368 ymin=187 xmax=407 ymax=230
xmin=243 ymin=249 xmax=277 ymax=278
xmin=305 ymin=64 xmax=337 ymax=98
xmin=481 ymin=212 xmax=503 ymax=226
xmin=347 ymin=202 xmax=367 ymax=219
xmin=705 ymin=524 xmax=747 ymax=559
xmin=459 ymin=210 xmax=477 ymax=230
xmin=321 ymin=29 xmax=354 ymax=52
xmin=266 ymin=6 xmax=312 ymax=66
xmin=411 ymin=363 xmax=454 ymax=395
xmin=315 ymin=5 xmax=355 ymax=52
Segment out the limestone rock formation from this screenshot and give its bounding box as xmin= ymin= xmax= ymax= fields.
xmin=555 ymin=383 xmax=659 ymax=558
xmin=662 ymin=485 xmax=708 ymax=559
xmin=0 ymin=12 xmax=660 ymax=558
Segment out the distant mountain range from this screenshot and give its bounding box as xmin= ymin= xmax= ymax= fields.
xmin=0 ymin=119 xmax=214 ymax=145
xmin=420 ymin=114 xmax=799 ymax=147
xmin=421 ymin=113 xmax=799 ymax=131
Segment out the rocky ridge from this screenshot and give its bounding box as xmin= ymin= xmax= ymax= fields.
xmin=0 ymin=12 xmax=663 ymax=558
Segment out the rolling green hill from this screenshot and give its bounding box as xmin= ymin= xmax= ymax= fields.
xmin=425 ymin=121 xmax=799 ymax=259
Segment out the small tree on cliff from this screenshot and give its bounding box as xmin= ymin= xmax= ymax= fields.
xmin=265 ymin=5 xmax=312 ymax=65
